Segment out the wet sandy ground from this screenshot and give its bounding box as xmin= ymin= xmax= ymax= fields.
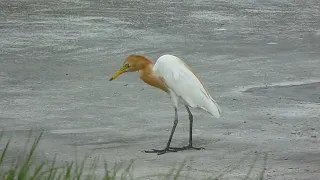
xmin=1 ymin=0 xmax=320 ymax=179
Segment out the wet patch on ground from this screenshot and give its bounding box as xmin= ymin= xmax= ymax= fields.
xmin=243 ymin=82 xmax=320 ymax=103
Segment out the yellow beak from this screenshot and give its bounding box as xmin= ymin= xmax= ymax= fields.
xmin=109 ymin=64 xmax=128 ymax=81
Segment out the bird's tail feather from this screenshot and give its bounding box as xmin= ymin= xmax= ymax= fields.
xmin=208 ymin=97 xmax=222 ymax=118
xmin=202 ymin=94 xmax=221 ymax=118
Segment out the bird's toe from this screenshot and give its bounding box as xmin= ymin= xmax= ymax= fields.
xmin=169 ymin=145 xmax=205 ymax=151
xmin=144 ymin=148 xmax=178 ymax=155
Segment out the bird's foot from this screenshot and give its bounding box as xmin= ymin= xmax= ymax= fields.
xmin=144 ymin=148 xmax=178 ymax=155
xmin=169 ymin=145 xmax=204 ymax=151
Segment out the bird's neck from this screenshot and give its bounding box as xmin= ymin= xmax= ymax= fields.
xmin=139 ymin=64 xmax=169 ymax=93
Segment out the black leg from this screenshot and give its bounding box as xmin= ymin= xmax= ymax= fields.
xmin=169 ymin=106 xmax=204 ymax=151
xmin=186 ymin=105 xmax=194 ymax=146
xmin=144 ymin=107 xmax=179 ymax=155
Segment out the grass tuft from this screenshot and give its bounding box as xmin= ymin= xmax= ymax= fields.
xmin=0 ymin=130 xmax=266 ymax=180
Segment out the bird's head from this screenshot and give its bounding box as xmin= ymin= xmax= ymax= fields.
xmin=109 ymin=54 xmax=152 ymax=81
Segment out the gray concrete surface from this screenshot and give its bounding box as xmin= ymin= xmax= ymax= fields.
xmin=1 ymin=0 xmax=320 ymax=179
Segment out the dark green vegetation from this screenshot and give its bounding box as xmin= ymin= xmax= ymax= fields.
xmin=0 ymin=131 xmax=266 ymax=180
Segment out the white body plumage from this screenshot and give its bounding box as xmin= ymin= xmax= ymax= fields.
xmin=153 ymin=54 xmax=221 ymax=118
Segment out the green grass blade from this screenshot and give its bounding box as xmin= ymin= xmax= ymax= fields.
xmin=5 ymin=168 xmax=17 ymax=180
xmin=76 ymin=154 xmax=88 ymax=180
xmin=30 ymin=161 xmax=46 ymax=180
xmin=18 ymin=131 xmax=43 ymax=180
xmin=46 ymin=168 xmax=58 ymax=180
xmin=85 ymin=156 xmax=99 ymax=180
xmin=38 ymin=166 xmax=65 ymax=179
xmin=57 ymin=171 xmax=63 ymax=180
xmin=64 ymin=162 xmax=74 ymax=180
xmin=103 ymin=161 xmax=113 ymax=180
xmin=0 ymin=137 xmax=11 ymax=170
xmin=47 ymin=154 xmax=57 ymax=180
xmin=112 ymin=162 xmax=122 ymax=179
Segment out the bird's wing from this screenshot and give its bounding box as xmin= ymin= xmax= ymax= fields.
xmin=154 ymin=55 xmax=221 ymax=118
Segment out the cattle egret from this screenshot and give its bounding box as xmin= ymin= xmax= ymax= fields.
xmin=109 ymin=54 xmax=221 ymax=155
